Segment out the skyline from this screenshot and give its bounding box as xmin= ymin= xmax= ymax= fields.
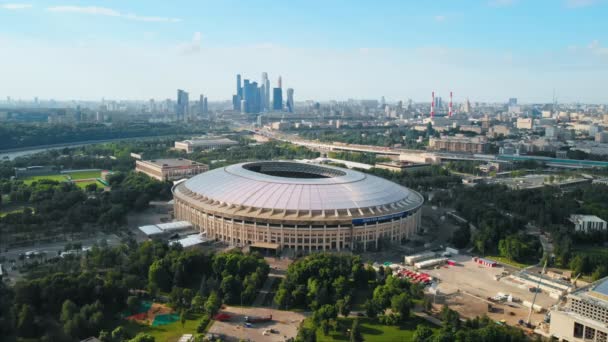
xmin=1 ymin=0 xmax=608 ymax=103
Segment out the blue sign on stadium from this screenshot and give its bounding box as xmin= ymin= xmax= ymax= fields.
xmin=352 ymin=211 xmax=410 ymax=225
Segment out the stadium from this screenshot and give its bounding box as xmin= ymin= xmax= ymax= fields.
xmin=172 ymin=161 xmax=424 ymax=252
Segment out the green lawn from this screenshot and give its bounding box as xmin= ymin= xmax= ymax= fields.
xmin=315 ymin=316 xmax=437 ymax=342
xmin=125 ymin=312 xmax=203 ymax=342
xmin=22 ymin=174 xmax=68 ymax=185
xmin=484 ymin=255 xmax=532 ymax=269
xmin=74 ymin=180 xmax=103 ymax=190
xmin=64 ymin=170 xmax=101 ymax=180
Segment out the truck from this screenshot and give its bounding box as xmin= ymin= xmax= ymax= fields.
xmin=244 ymin=315 xmax=272 ymax=323
xmin=213 ymin=313 xmax=232 ymax=321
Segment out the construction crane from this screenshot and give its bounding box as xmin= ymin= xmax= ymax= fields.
xmin=572 ymin=273 xmax=581 ymax=289
xmin=526 ymin=259 xmax=548 ymax=326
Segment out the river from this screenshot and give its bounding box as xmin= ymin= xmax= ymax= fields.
xmin=0 ymin=135 xmax=180 ymax=160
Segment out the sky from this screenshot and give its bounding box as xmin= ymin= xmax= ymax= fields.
xmin=1 ymin=0 xmax=608 ymax=103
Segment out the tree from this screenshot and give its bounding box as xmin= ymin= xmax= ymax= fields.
xmin=364 ymin=299 xmax=379 ymax=318
xmin=111 ymin=326 xmax=129 ymax=341
xmin=390 ymin=293 xmax=411 ymax=320
xmin=16 ymin=304 xmax=37 ymax=338
xmin=336 ymin=296 xmax=352 ymax=317
xmin=127 ymin=296 xmax=139 ymax=314
xmin=204 ymin=291 xmax=221 ymax=316
xmin=129 ymin=333 xmax=155 ymax=342
xmin=148 ymin=260 xmax=171 ymax=293
xmin=320 ymin=320 xmax=331 ymax=336
xmin=60 ymin=299 xmax=78 ymax=322
xmin=413 ymin=324 xmax=434 ymax=342
xmin=191 ymin=294 xmax=205 ymax=313
xmin=350 ymin=318 xmax=363 ymax=342
xmin=180 ymin=309 xmax=186 ymax=327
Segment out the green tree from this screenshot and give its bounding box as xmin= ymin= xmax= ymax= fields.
xmin=129 ymin=333 xmax=155 ymax=342
xmin=336 ymin=296 xmax=352 ymax=317
xmin=16 ymin=304 xmax=37 ymax=338
xmin=364 ymin=299 xmax=379 ymax=318
xmin=148 ymin=260 xmax=171 ymax=292
xmin=350 ymin=318 xmax=363 ymax=342
xmin=204 ymin=291 xmax=221 ymax=316
xmin=60 ymin=299 xmax=78 ymax=323
xmin=413 ymin=324 xmax=434 ymax=342
xmin=390 ymin=293 xmax=411 ymax=320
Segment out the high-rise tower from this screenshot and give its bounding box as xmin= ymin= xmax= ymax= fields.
xmin=286 ymin=88 xmax=294 ymax=113
xmin=176 ymin=89 xmax=189 ymax=121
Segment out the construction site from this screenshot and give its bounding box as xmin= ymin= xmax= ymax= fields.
xmin=398 ymin=250 xmax=583 ymax=331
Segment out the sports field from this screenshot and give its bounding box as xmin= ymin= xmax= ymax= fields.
xmin=64 ymin=170 xmax=102 ymax=180
xmin=21 ymin=170 xmax=103 ymax=186
xmin=314 ymin=316 xmax=437 ymax=342
xmin=125 ymin=312 xmax=203 ymax=342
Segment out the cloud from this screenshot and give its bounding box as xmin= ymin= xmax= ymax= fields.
xmin=565 ymin=0 xmax=599 ymax=8
xmin=1 ymin=3 xmax=32 ymax=10
xmin=434 ymin=15 xmax=446 ymax=22
xmin=46 ymin=5 xmax=181 ymax=22
xmin=177 ymin=32 xmax=202 ymax=55
xmin=488 ymin=0 xmax=516 ymax=7
xmin=587 ymin=40 xmax=608 ymax=56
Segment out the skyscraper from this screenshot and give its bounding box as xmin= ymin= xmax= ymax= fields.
xmin=278 ymin=76 xmax=282 ymax=89
xmin=264 ymin=77 xmax=270 ymax=111
xmin=286 ymin=88 xmax=294 ymax=113
xmin=203 ymin=94 xmax=205 ymax=115
xmin=261 ymin=72 xmax=269 ymax=111
xmin=233 ymin=74 xmax=243 ymax=110
xmin=176 ymin=89 xmax=189 ymax=121
xmin=273 ymin=88 xmax=283 ymax=111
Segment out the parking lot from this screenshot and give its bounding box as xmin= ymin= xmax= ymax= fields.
xmin=207 ymin=306 xmax=307 ymax=342
xmin=423 ymin=254 xmax=555 ymax=326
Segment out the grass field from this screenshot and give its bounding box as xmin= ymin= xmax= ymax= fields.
xmin=74 ymin=180 xmax=102 ymax=189
xmin=125 ymin=312 xmax=203 ymax=342
xmin=315 ymin=316 xmax=437 ymax=342
xmin=23 ymin=174 xmax=68 ymax=185
xmin=484 ymin=255 xmax=532 ymax=269
xmin=64 ymin=170 xmax=101 ymax=180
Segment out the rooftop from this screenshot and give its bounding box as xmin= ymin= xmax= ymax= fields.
xmin=178 ymin=161 xmax=423 ymax=212
xmin=570 ymin=214 xmax=607 ymax=223
xmin=141 ymin=158 xmax=203 ymax=168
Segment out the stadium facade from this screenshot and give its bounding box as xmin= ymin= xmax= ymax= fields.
xmin=172 ymin=161 xmax=423 ymax=251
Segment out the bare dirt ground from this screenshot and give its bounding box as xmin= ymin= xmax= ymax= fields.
xmin=424 ymin=254 xmax=555 ymax=327
xmin=207 ymin=306 xmax=308 ymax=342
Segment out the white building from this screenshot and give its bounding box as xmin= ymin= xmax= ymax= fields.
xmin=549 ymin=278 xmax=608 ymax=342
xmin=174 ymin=137 xmax=239 ymax=153
xmin=570 ymin=215 xmax=607 ymax=233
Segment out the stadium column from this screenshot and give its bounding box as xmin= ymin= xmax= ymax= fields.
xmin=323 ymin=225 xmax=327 ymax=251
xmin=363 ymin=223 xmax=367 ymax=252
xmin=309 ymin=225 xmax=312 ymax=252
xmin=337 ymin=226 xmax=341 ymax=251
xmin=241 ymin=221 xmax=245 ymax=245
xmin=267 ymin=224 xmax=270 ymax=244
xmin=281 ymin=224 xmax=284 ymax=248
xmin=375 ymin=221 xmax=379 ymax=250
xmin=295 ymin=225 xmax=298 ymax=252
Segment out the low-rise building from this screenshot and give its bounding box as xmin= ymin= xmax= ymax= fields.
xmin=174 ymin=137 xmax=239 ymax=153
xmin=135 ymin=158 xmax=208 ymax=181
xmin=549 ymin=277 xmax=608 ymax=342
xmin=428 ymin=135 xmax=489 ymax=153
xmin=569 ymin=215 xmax=607 ymax=233
xmin=374 ymin=162 xmax=431 ymax=173
xmin=517 ymin=118 xmax=534 ymax=130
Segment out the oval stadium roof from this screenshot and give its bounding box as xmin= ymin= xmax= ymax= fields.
xmin=180 ymin=161 xmax=423 ymax=212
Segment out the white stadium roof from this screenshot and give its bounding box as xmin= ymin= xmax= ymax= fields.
xmin=179 ymin=161 xmax=422 ymax=212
